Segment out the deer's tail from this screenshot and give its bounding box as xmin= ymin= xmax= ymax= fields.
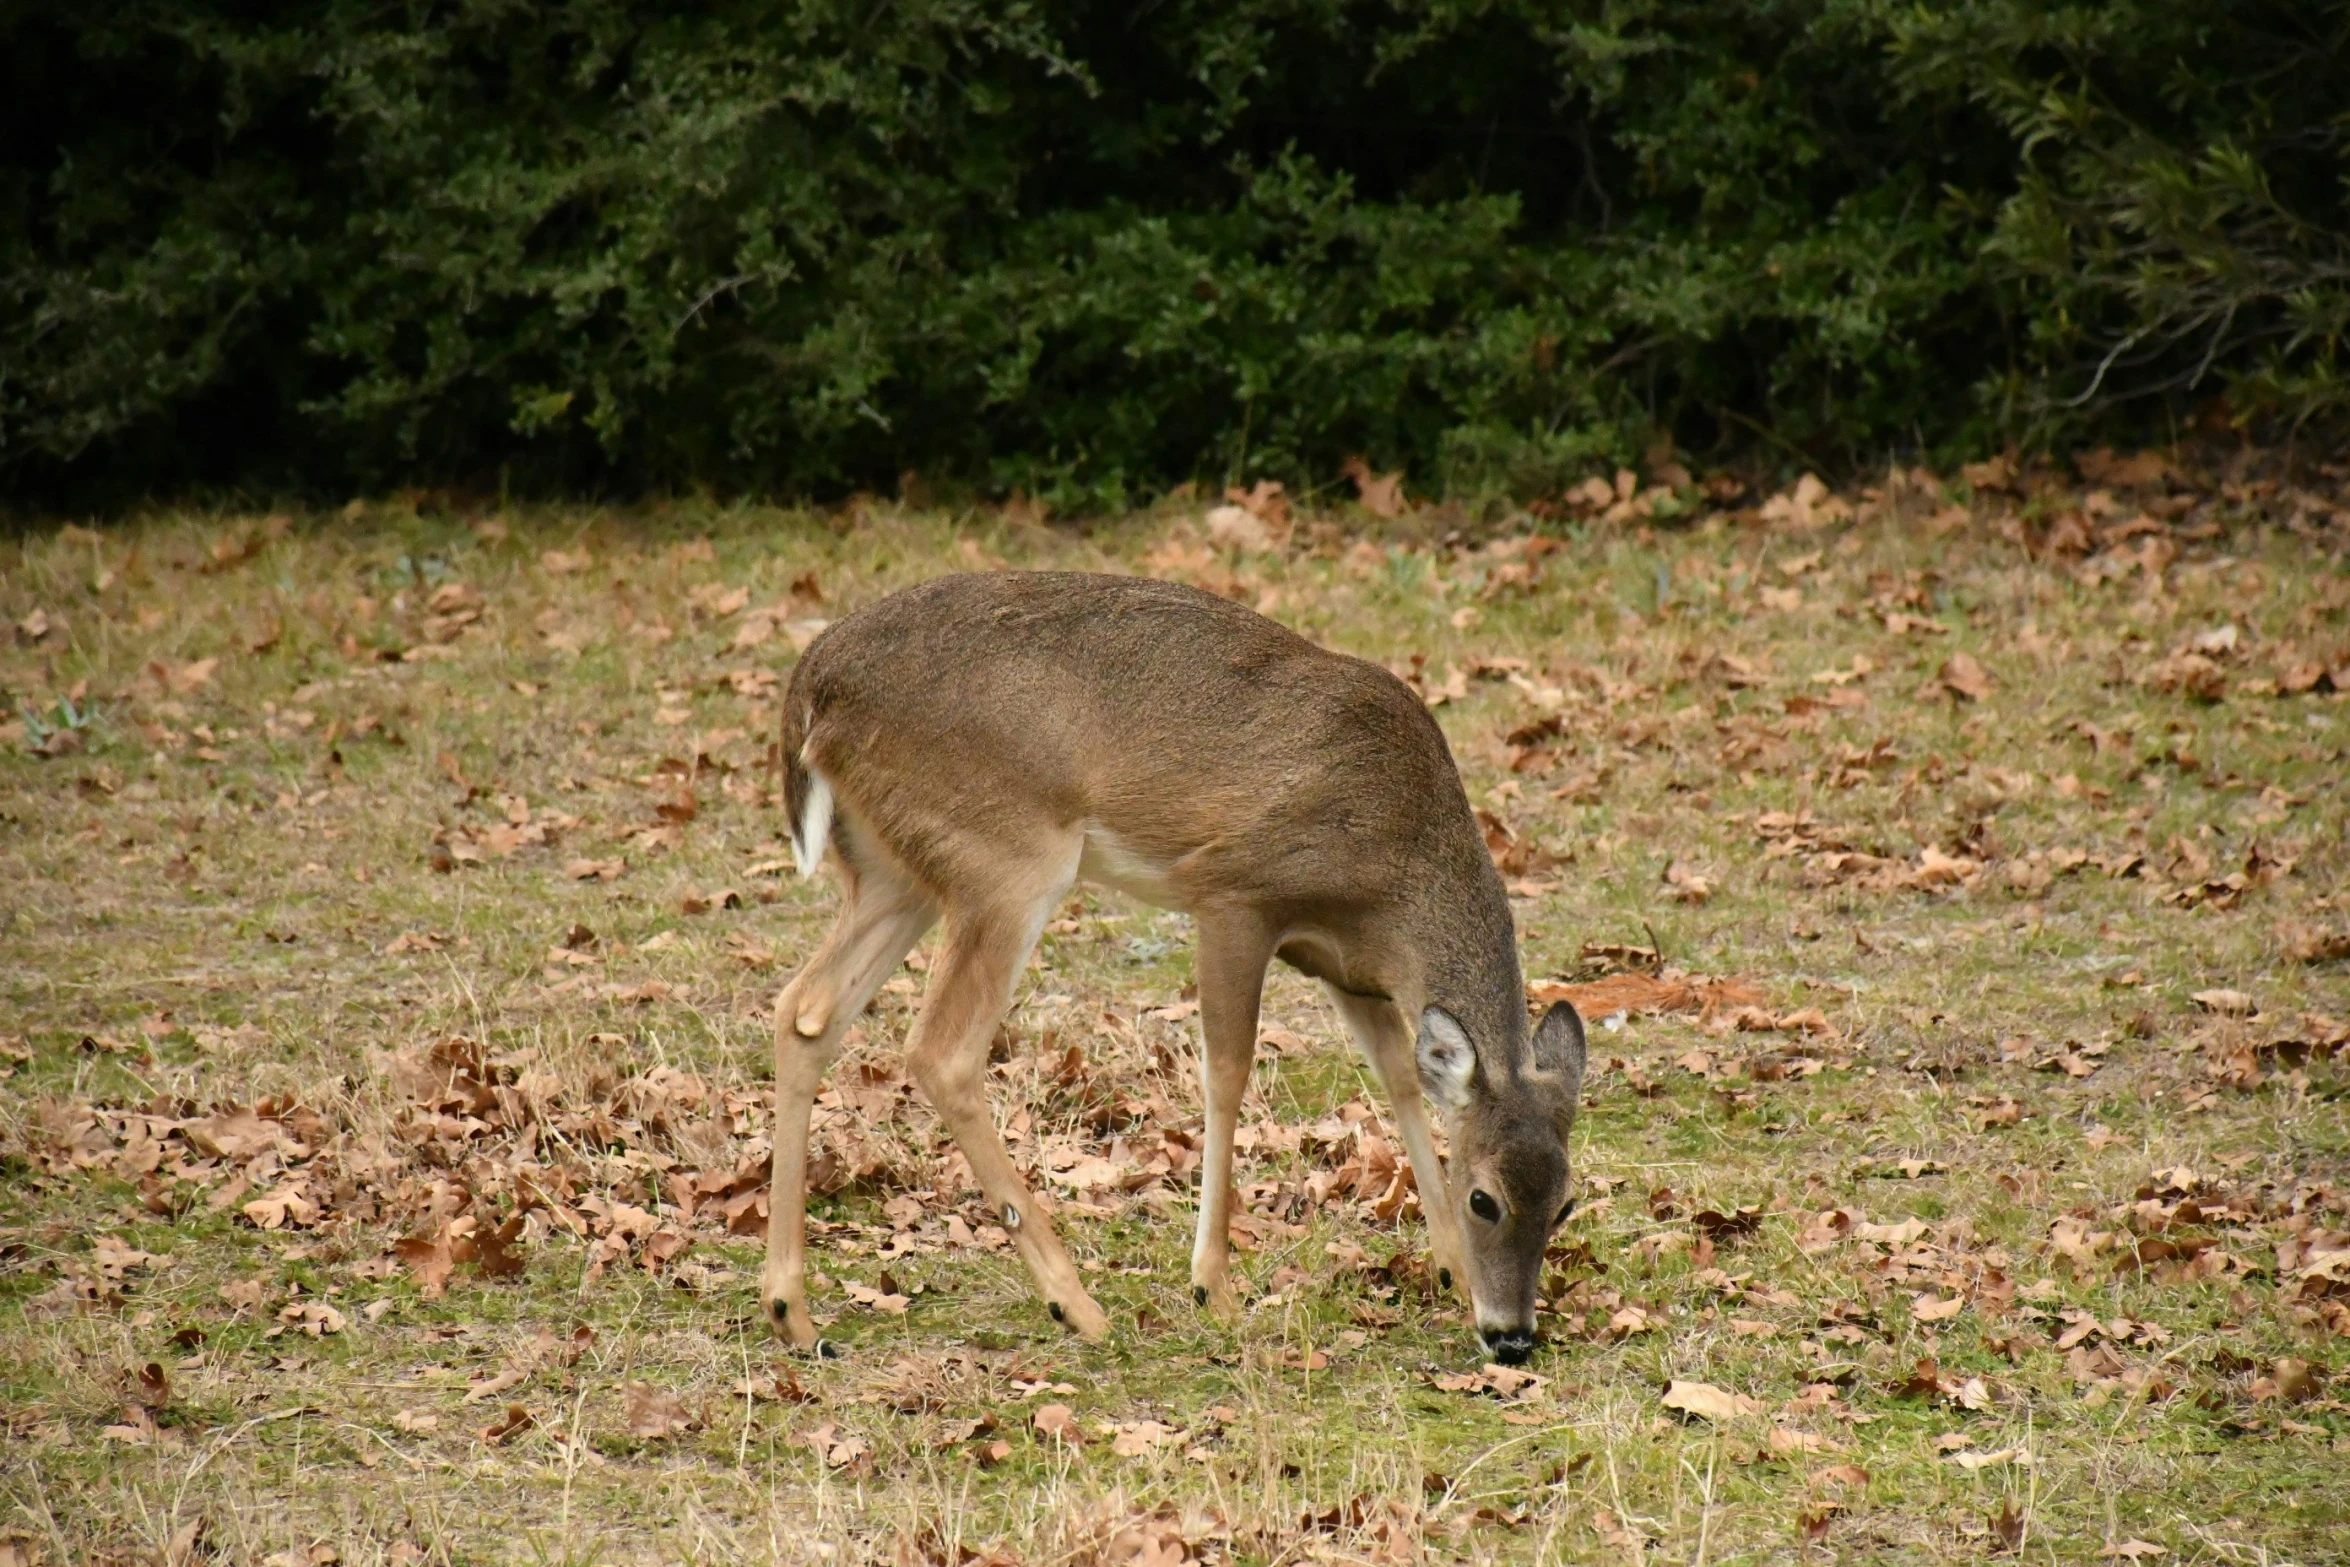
xmin=780 ymin=688 xmax=833 ymax=880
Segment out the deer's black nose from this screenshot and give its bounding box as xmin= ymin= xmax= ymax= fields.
xmin=1483 ymin=1329 xmax=1538 ymax=1366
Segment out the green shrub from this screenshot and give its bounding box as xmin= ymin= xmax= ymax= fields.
xmin=2 ymin=1 xmax=2343 ymax=509
xmin=1883 ymin=0 xmax=2350 ymax=442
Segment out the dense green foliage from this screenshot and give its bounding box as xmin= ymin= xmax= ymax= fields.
xmin=4 ymin=1 xmax=2345 ymax=508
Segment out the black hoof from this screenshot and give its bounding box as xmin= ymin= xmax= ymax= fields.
xmin=1438 ymin=1267 xmax=1453 ymax=1291
xmin=815 ymin=1338 xmax=841 ymax=1359
xmin=1049 ymin=1301 xmax=1067 ymax=1323
xmin=1193 ymin=1285 xmax=1208 ymax=1306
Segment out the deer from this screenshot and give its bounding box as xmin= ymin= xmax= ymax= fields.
xmin=761 ymin=570 xmax=1585 ymax=1364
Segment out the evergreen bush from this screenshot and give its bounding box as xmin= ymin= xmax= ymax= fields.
xmin=3 ymin=0 xmax=2343 ymax=507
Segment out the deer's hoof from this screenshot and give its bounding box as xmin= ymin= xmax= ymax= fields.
xmin=1190 ymin=1278 xmax=1241 ymax=1321
xmin=1052 ymin=1292 xmax=1111 ymax=1341
xmin=763 ymin=1294 xmax=819 ymax=1350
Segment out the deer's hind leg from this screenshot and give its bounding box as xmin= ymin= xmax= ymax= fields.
xmin=905 ymin=866 xmax=1109 ymax=1340
xmin=763 ymin=854 xmax=936 ymax=1348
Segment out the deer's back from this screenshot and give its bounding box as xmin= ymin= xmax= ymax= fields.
xmin=790 ymin=572 xmax=1483 ymax=911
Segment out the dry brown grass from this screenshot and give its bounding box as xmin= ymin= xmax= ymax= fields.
xmin=3 ymin=463 xmax=2348 ymax=1565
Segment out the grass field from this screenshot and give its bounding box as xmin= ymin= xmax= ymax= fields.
xmin=4 ymin=461 xmax=2348 ymax=1566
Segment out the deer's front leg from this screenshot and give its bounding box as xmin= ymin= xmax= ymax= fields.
xmin=1188 ymin=915 xmax=1273 ymax=1320
xmin=1326 ymin=989 xmax=1469 ymax=1300
xmin=1383 ymin=1078 xmax=1468 ymax=1298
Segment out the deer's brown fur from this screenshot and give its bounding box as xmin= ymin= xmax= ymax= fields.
xmin=763 ymin=571 xmax=1584 ymax=1360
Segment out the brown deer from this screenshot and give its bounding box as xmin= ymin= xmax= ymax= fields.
xmin=762 ymin=571 xmax=1584 ymax=1363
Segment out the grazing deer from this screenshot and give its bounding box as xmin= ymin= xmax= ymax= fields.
xmin=763 ymin=571 xmax=1584 ymax=1363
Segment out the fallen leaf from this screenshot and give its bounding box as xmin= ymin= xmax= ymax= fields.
xmin=1607 ymin=1304 xmax=1657 ymax=1338
xmin=276 ymin=1301 xmax=346 ymax=1336
xmin=797 ymin=1421 xmax=869 ymax=1469
xmin=1341 ymin=456 xmax=1407 ymax=519
xmin=393 ymin=1229 xmax=462 ymax=1297
xmin=473 ymin=1214 xmax=528 ymax=1279
xmin=1110 ymin=1420 xmax=1180 ymax=1458
xmin=1890 ymin=1356 xmax=1992 ymax=1408
xmin=1223 ymin=479 xmax=1291 ymax=535
xmin=1940 ymin=653 xmax=1993 ymax=701
xmin=624 ymin=1382 xmax=696 ymax=1439
xmin=161 ymin=1519 xmax=205 ymax=1567
xmin=2255 ymin=1358 xmax=2318 ymax=1403
xmin=1529 ymin=972 xmax=1766 ymax=1019
xmin=164 ymin=657 xmax=220 ymax=694
xmin=737 ymin=1366 xmax=816 ymax=1405
xmin=1661 ymin=1379 xmax=1761 ymax=1421
xmin=1991 ymin=1500 xmax=2026 ymax=1553
xmin=1091 ymin=1506 xmax=1200 ymax=1567
xmin=243 ymin=1185 xmax=321 ymax=1231
xmin=1663 ymin=861 xmax=1714 ymax=903
xmin=2281 ymin=923 xmax=2350 ymax=963
xmin=464 ymin=1366 xmax=530 ymax=1404
xmin=2190 ymin=988 xmax=2256 ymax=1016
xmin=1955 ymin=1447 xmax=2032 ymax=1472
xmin=1591 ymin=1509 xmax=1645 ymax=1552
xmin=1694 ymin=1206 xmax=1765 ymax=1243
xmin=690 ymin=584 xmax=750 ymax=620
xmin=844 ymin=1279 xmax=912 ymax=1314
xmin=1034 ymin=1403 xmax=1085 ymax=1446
xmin=480 ymin=1404 xmax=534 ymax=1445
xmin=103 ymin=1404 xmax=162 ymax=1445
xmin=1205 ymin=496 xmax=1284 ymax=554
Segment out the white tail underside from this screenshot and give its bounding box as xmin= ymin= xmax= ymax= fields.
xmin=792 ymin=769 xmax=834 ymax=878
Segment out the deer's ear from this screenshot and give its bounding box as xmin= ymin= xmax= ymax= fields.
xmin=1531 ymin=1001 xmax=1587 ymax=1102
xmin=1416 ymin=1007 xmax=1477 ymax=1112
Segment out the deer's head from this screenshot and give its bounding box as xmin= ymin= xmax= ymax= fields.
xmin=1416 ymin=1000 xmax=1585 ymax=1364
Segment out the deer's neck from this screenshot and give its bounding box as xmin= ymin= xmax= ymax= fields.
xmin=1412 ymin=861 xmax=1530 ymax=1076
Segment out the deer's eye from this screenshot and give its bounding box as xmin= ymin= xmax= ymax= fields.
xmin=1469 ymin=1189 xmax=1501 ymax=1223
xmin=1556 ymin=1197 xmax=1577 ymax=1226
